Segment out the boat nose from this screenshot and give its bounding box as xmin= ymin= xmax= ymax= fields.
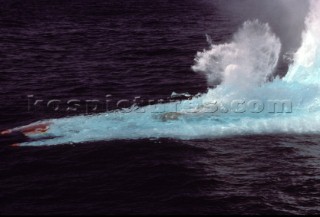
xmin=0 ymin=131 xmax=28 ymax=147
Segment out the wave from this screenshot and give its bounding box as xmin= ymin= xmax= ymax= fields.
xmin=7 ymin=0 xmax=320 ymax=146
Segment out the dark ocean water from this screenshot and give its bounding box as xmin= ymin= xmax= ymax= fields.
xmin=1 ymin=0 xmax=320 ymax=215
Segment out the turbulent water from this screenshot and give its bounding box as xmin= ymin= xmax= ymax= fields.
xmin=11 ymin=0 xmax=320 ymax=146
xmin=1 ymin=0 xmax=320 ymax=215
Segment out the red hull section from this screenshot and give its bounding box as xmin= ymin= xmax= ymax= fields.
xmin=1 ymin=123 xmax=50 ymax=136
xmin=1 ymin=122 xmax=51 ymax=147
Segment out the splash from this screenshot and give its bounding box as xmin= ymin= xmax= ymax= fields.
xmin=8 ymin=0 xmax=320 ymax=146
xmin=284 ymin=0 xmax=320 ymax=84
xmin=193 ymin=20 xmax=281 ymax=91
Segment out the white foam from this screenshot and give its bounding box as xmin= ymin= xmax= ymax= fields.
xmin=193 ymin=20 xmax=281 ymax=91
xmin=18 ymin=0 xmax=320 ymax=146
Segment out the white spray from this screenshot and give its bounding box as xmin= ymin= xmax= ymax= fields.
xmin=12 ymin=0 xmax=320 ymax=146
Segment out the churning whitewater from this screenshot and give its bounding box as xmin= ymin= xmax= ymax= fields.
xmin=9 ymin=0 xmax=320 ymax=146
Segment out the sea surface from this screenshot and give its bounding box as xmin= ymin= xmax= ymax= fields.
xmin=1 ymin=0 xmax=320 ymax=215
